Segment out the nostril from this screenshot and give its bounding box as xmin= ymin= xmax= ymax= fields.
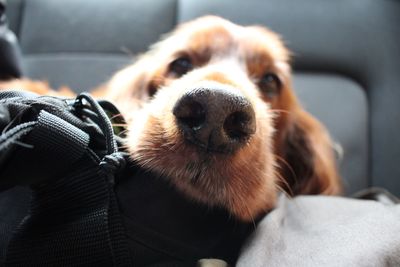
xmin=173 ymin=100 xmax=206 ymax=130
xmin=224 ymin=111 xmax=255 ymax=141
xmin=173 ymin=87 xmax=256 ymax=153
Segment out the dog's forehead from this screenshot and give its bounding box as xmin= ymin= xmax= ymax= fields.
xmin=173 ymin=16 xmax=289 ymax=63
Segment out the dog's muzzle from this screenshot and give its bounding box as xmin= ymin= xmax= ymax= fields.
xmin=173 ymin=86 xmax=256 ymax=153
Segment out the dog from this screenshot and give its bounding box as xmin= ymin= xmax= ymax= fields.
xmin=0 ymin=16 xmax=341 ymax=222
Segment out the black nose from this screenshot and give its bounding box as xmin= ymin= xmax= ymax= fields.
xmin=173 ymin=86 xmax=256 ymax=153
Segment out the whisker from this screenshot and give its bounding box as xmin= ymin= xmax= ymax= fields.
xmin=274 ymin=170 xmax=294 ymax=198
xmin=13 ymin=140 xmax=34 ymax=149
xmin=116 ymin=129 xmax=129 ymax=136
xmin=109 ymin=113 xmax=125 ymax=120
xmin=112 ymin=123 xmax=128 ymax=127
xmin=269 ymin=109 xmax=291 ymax=115
xmin=150 ymin=75 xmax=165 ymax=84
xmin=119 ymin=46 xmax=135 ymax=57
xmin=241 ymin=199 xmax=257 ymax=230
xmin=276 ymin=184 xmax=292 ymax=199
xmin=275 ymin=154 xmax=298 ymax=185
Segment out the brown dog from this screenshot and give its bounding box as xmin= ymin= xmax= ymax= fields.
xmin=0 ymin=16 xmax=341 ymax=222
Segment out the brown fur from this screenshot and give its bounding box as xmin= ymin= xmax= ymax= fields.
xmin=0 ymin=16 xmax=341 ymax=222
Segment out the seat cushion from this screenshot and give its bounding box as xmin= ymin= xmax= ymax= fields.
xmin=7 ymin=0 xmax=178 ymax=91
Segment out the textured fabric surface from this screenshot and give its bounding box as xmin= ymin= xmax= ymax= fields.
xmin=18 ymin=0 xmax=177 ymax=54
xmin=5 ymin=154 xmax=116 ymax=266
xmin=237 ymin=195 xmax=400 ymax=267
xmin=6 ymin=0 xmax=177 ymax=90
xmin=0 ymin=186 xmax=30 ymax=261
xmin=24 ymin=54 xmax=132 ymax=92
xmin=116 ymin=167 xmax=255 ymax=266
xmin=0 ymin=91 xmax=89 ymax=189
xmin=0 ymin=91 xmax=133 ymax=266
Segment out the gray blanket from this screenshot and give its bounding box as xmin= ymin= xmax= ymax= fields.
xmin=237 ymin=193 xmax=400 ymax=267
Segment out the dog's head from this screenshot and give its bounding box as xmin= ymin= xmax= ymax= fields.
xmin=105 ymin=16 xmax=341 ymax=221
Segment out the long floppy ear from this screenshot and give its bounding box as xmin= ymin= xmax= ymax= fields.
xmin=279 ymin=108 xmax=342 ymax=196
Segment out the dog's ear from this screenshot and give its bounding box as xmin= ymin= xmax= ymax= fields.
xmin=279 ymin=108 xmax=342 ymax=196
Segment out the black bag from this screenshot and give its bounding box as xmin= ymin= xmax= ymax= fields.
xmin=0 ymin=91 xmax=254 ymax=266
xmin=0 ymin=91 xmax=132 ymax=266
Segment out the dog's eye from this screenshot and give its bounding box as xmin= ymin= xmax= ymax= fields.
xmin=259 ymin=73 xmax=281 ymax=98
xmin=168 ymin=57 xmax=193 ymax=77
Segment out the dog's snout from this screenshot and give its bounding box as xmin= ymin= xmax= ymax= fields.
xmin=173 ymin=87 xmax=256 ymax=153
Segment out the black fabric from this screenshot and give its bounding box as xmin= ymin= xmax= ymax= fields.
xmin=0 ymin=91 xmax=132 ymax=266
xmin=0 ymin=91 xmax=93 ymax=190
xmin=0 ymin=187 xmax=30 ymax=262
xmin=0 ymin=111 xmax=89 ymax=190
xmin=0 ymin=0 xmax=23 ymax=79
xmin=5 ymin=153 xmax=125 ymax=266
xmin=117 ymin=167 xmax=255 ymax=266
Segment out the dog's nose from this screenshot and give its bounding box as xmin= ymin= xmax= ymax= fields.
xmin=173 ymin=86 xmax=256 ymax=153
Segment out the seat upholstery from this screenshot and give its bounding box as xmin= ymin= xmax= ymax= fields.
xmin=7 ymin=0 xmax=177 ymax=90
xmin=6 ymin=0 xmax=400 ymax=195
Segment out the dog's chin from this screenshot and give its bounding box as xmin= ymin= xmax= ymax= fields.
xmin=127 ymin=118 xmax=277 ymax=222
